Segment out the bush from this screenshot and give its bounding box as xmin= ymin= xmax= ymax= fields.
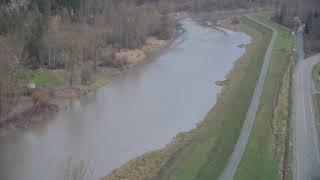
xmin=80 ymin=67 xmax=91 ymax=85
xmin=231 ymin=17 xmax=240 ymax=25
xmin=99 ymin=53 xmax=125 ymax=68
xmin=32 ymin=88 xmax=49 ymax=104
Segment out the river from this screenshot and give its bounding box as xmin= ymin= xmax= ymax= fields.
xmin=0 ymin=18 xmax=250 ymax=180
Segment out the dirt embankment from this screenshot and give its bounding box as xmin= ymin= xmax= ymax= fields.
xmin=103 ymin=132 xmax=194 ymax=180
xmin=0 ymin=100 xmax=58 ymax=136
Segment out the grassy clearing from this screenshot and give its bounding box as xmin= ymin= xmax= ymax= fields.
xmin=234 ymin=13 xmax=293 ymax=180
xmin=31 ymin=69 xmax=60 ymax=86
xmin=154 ymin=16 xmax=273 ymax=180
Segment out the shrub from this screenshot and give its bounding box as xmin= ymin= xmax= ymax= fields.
xmin=231 ymin=17 xmax=240 ymax=25
xmin=80 ymin=67 xmax=91 ymax=85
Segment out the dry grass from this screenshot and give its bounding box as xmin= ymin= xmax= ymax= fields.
xmin=216 ymin=16 xmax=241 ymax=31
xmin=64 ymin=158 xmax=93 ymax=180
xmin=272 ymin=58 xmax=293 ymax=179
xmin=102 ymin=132 xmax=194 ymax=180
xmin=114 ymin=49 xmax=146 ymax=64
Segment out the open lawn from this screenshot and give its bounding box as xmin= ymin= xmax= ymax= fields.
xmin=235 ymin=13 xmax=293 ymax=180
xmin=31 ymin=70 xmax=60 ymax=86
xmin=156 ymin=15 xmax=273 ymax=180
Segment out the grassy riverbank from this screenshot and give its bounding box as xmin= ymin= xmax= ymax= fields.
xmin=156 ymin=15 xmax=272 ymax=180
xmin=234 ymin=13 xmax=293 ymax=180
xmin=103 ymin=15 xmax=273 ymax=180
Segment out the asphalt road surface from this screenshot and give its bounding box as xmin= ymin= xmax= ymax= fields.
xmin=219 ymin=15 xmax=277 ymax=180
xmin=293 ymin=52 xmax=320 ymax=180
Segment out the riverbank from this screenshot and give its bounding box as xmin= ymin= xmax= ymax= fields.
xmin=0 ymin=12 xmax=189 ymax=137
xmin=102 ymin=14 xmax=272 ymax=180
xmin=234 ymin=13 xmax=293 ymax=180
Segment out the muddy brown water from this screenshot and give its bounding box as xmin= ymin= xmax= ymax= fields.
xmin=0 ymin=18 xmax=250 ymax=180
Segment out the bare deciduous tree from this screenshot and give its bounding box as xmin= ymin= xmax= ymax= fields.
xmin=65 ymin=41 xmax=79 ymax=87
xmin=0 ymin=35 xmax=25 ymax=122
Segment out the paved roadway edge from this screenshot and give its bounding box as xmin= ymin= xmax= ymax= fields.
xmin=292 ymin=53 xmax=320 ymax=180
xmin=218 ymin=14 xmax=278 ymax=180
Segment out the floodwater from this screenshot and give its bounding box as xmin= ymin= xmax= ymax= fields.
xmin=0 ymin=18 xmax=250 ymax=180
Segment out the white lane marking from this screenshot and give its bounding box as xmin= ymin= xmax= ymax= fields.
xmin=302 ymin=71 xmax=308 ymax=140
xmin=302 ymin=68 xmax=312 ymax=180
xmin=293 ymin=78 xmax=300 ymax=180
xmin=297 ymin=151 xmax=300 ymax=180
xmin=296 ymin=103 xmax=301 ymax=180
xmin=295 ymin=69 xmax=302 ymax=180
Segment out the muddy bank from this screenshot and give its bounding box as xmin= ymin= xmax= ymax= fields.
xmin=0 ymin=101 xmax=58 ymax=136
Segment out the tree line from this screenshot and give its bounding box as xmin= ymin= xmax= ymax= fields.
xmin=275 ymin=0 xmax=320 ymax=33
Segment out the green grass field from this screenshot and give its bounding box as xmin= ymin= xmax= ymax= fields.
xmin=234 ymin=13 xmax=293 ymax=180
xmin=31 ymin=70 xmax=60 ymax=86
xmin=157 ymin=16 xmax=273 ymax=180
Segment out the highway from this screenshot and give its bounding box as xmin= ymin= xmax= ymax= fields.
xmin=219 ymin=15 xmax=277 ymax=180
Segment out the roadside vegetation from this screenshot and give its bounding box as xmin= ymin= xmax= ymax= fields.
xmin=274 ymin=0 xmax=320 ymax=56
xmin=234 ymin=13 xmax=293 ymax=180
xmin=312 ymin=65 xmax=320 ymax=124
xmin=109 ymin=15 xmax=273 ymax=180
